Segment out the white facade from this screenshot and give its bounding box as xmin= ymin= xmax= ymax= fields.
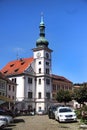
xmin=9 ymin=76 xmax=25 ymax=101
xmin=8 ymin=50 xmax=52 ymax=112
xmin=33 ymin=48 xmax=52 ymax=112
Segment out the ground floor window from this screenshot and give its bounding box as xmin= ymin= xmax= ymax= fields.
xmin=46 ymin=92 xmax=50 ymax=99
xmin=28 ymin=92 xmax=32 ymax=99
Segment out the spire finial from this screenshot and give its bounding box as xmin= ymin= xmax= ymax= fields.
xmin=36 ymin=13 xmax=49 ymax=47
xmin=40 ymin=12 xmax=44 ymax=24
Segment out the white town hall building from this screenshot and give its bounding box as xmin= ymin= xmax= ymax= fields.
xmin=1 ymin=16 xmax=73 ymax=112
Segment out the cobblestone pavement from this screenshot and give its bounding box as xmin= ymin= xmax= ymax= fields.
xmin=4 ymin=115 xmax=84 ymax=130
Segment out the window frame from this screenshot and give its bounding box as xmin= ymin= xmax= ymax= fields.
xmin=38 ymin=92 xmax=41 ymax=99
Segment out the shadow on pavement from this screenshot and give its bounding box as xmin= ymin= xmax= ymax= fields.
xmin=14 ymin=118 xmax=25 ymax=123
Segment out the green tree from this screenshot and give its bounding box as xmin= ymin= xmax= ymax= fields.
xmin=73 ymin=86 xmax=87 ymax=106
xmin=56 ymin=89 xmax=72 ymax=105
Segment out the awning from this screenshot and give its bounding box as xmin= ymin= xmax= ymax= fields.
xmin=0 ymin=96 xmax=13 ymax=102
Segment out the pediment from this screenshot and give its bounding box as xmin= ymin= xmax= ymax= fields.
xmin=24 ymin=66 xmax=35 ymax=75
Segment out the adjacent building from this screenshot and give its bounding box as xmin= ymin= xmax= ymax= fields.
xmin=0 ymin=72 xmax=7 ymax=98
xmin=51 ymin=74 xmax=73 ymax=100
xmin=0 ymin=72 xmax=17 ymax=109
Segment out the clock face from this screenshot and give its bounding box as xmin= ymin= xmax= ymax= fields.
xmin=36 ymin=52 xmax=41 ymax=57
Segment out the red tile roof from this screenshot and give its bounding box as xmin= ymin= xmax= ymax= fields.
xmin=1 ymin=57 xmax=34 ymax=76
xmin=1 ymin=57 xmax=72 ymax=84
xmin=51 ymin=74 xmax=72 ymax=83
xmin=0 ymin=71 xmax=8 ymax=80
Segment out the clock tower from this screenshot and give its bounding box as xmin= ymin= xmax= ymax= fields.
xmin=32 ymin=14 xmax=53 ymax=112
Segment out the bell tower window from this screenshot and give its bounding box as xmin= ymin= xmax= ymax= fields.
xmin=46 ymin=53 xmax=49 ymax=59
xmin=39 ymin=79 xmax=41 ymax=84
xmin=46 ymin=68 xmax=49 ymax=74
xmin=39 ymin=68 xmax=41 ymax=73
xmin=38 ymin=92 xmax=41 ymax=99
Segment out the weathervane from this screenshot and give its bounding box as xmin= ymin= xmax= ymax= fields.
xmin=40 ymin=12 xmax=44 ymax=24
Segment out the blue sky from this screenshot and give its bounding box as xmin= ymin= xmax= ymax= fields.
xmin=0 ymin=0 xmax=87 ymax=83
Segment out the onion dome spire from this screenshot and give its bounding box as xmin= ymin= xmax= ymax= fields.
xmin=36 ymin=13 xmax=49 ymax=48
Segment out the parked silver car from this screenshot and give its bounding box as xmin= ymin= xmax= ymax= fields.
xmin=0 ymin=110 xmax=13 ymax=124
xmin=0 ymin=118 xmax=7 ymax=129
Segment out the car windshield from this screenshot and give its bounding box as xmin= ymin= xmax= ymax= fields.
xmin=59 ymin=108 xmax=72 ymax=113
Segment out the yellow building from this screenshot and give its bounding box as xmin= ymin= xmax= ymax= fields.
xmin=51 ymin=74 xmax=73 ymax=100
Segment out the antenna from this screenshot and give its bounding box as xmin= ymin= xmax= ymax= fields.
xmin=16 ymin=50 xmax=19 ymax=60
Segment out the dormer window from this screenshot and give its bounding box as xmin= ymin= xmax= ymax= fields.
xmin=21 ymin=62 xmax=25 ymax=65
xmin=4 ymin=70 xmax=8 ymax=74
xmin=10 ymin=64 xmax=14 ymax=67
xmin=14 ymin=68 xmax=19 ymax=72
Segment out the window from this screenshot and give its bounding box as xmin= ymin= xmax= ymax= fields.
xmin=2 ymin=82 xmax=5 ymax=89
xmin=10 ymin=64 xmax=14 ymax=67
xmin=28 ymin=78 xmax=32 ymax=84
xmin=21 ymin=62 xmax=25 ymax=65
xmin=12 ymin=96 xmax=14 ymax=99
xmin=38 ymin=92 xmax=41 ymax=99
xmin=52 ymin=94 xmax=56 ymax=99
xmin=4 ymin=70 xmax=8 ymax=74
xmin=39 ymin=107 xmax=41 ymax=111
xmin=14 ymin=68 xmax=19 ymax=72
xmin=3 ymin=93 xmax=4 ymax=96
xmin=62 ymin=85 xmax=64 ymax=90
xmin=39 ymin=79 xmax=41 ymax=84
xmin=46 ymin=92 xmax=50 ymax=99
xmin=0 ymin=82 xmax=5 ymax=89
xmin=9 ymin=85 xmax=11 ymax=91
xmin=28 ymin=92 xmax=32 ymax=99
xmin=65 ymin=86 xmax=68 ymax=90
xmin=8 ymin=95 xmax=10 ymax=98
xmin=38 ymin=61 xmax=41 ymax=65
xmin=46 ymin=62 xmax=49 ymax=66
xmin=39 ymin=68 xmax=41 ymax=73
xmin=46 ymin=53 xmax=49 ymax=59
xmin=57 ymin=85 xmax=60 ymax=90
xmin=53 ymin=85 xmax=56 ymax=91
xmin=46 ymin=79 xmax=50 ymax=85
xmin=46 ymin=68 xmax=49 ymax=74
xmin=12 ymin=78 xmax=16 ymax=83
xmin=13 ymin=86 xmax=14 ymax=91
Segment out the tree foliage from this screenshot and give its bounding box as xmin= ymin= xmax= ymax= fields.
xmin=73 ymin=86 xmax=87 ymax=105
xmin=56 ymin=89 xmax=72 ymax=105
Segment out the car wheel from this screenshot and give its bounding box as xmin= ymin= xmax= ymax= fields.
xmin=54 ymin=116 xmax=57 ymax=121
xmin=49 ymin=116 xmax=51 ymax=119
xmin=58 ymin=117 xmax=61 ymax=123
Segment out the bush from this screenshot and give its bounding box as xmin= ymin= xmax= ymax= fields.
xmin=75 ymin=109 xmax=82 ymax=119
xmin=76 ymin=105 xmax=87 ymax=124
